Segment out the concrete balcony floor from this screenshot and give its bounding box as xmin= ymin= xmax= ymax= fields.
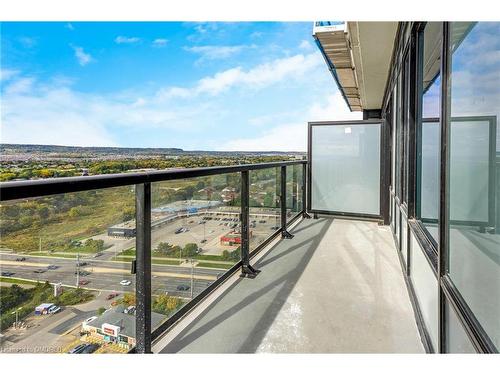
xmin=156 ymin=217 xmax=425 ymax=353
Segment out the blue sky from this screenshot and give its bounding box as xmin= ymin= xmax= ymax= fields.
xmin=1 ymin=22 xmax=360 ymax=151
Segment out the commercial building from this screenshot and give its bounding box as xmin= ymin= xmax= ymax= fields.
xmin=219 ymin=233 xmax=242 ymax=246
xmin=81 ymin=306 xmax=165 ymax=350
xmin=107 ymin=199 xmax=223 ymax=238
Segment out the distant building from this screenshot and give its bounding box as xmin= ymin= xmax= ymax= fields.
xmin=107 ymin=221 xmax=136 ymax=238
xmin=107 ymin=200 xmax=223 ymax=238
xmin=220 ymin=232 xmax=251 ymax=246
xmin=81 ymin=306 xmax=164 ymax=349
xmin=220 ymin=187 xmax=237 ymax=203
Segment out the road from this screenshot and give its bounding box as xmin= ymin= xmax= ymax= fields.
xmin=0 ymin=252 xmax=221 ymax=298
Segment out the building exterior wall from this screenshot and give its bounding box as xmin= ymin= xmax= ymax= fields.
xmin=382 ymin=22 xmax=499 ymax=353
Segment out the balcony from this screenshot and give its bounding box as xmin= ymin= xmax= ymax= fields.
xmin=154 ymin=217 xmax=423 ymax=353
xmin=0 ymin=156 xmax=426 ymax=354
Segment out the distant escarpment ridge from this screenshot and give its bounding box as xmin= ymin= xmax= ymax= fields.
xmin=0 ymin=144 xmax=303 ymax=156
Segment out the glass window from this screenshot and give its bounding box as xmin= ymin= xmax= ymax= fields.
xmin=447 ymin=22 xmax=500 ymax=350
xmin=417 ymin=22 xmax=442 ymax=245
xmin=310 ymin=123 xmax=381 ymax=215
xmin=395 ymin=75 xmax=402 ymax=199
xmin=391 ymin=95 xmax=396 ymax=193
xmin=402 ymin=52 xmax=411 ymax=204
xmin=446 ymin=301 xmax=476 ymax=353
xmin=410 ymin=233 xmax=439 ymax=349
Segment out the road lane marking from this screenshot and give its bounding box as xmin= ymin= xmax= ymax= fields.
xmin=89 ymin=266 xmax=216 ymax=281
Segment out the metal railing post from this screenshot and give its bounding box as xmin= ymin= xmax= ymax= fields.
xmin=240 ymin=170 xmax=260 ymax=278
xmin=302 ymin=162 xmax=311 ymax=218
xmin=281 ymin=166 xmax=294 ymax=239
xmin=135 ymin=183 xmax=152 ymax=353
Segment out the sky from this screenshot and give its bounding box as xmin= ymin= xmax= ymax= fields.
xmin=0 ymin=22 xmax=361 ymax=151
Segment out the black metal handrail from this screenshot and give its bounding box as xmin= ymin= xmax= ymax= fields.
xmin=0 ymin=159 xmax=309 ymax=353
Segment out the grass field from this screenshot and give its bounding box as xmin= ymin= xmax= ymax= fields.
xmin=0 ymin=187 xmax=134 ymax=253
xmin=112 ymin=255 xmax=182 ymax=266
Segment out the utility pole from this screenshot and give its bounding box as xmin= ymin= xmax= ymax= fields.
xmin=11 ymin=308 xmax=20 ymax=329
xmin=76 ymin=252 xmax=80 ymax=288
xmin=39 ymin=237 xmax=42 ymax=253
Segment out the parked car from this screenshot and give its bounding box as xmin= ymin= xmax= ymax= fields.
xmin=174 ymin=228 xmax=183 ymax=234
xmin=124 ymin=305 xmax=136 ymax=314
xmin=48 ymin=305 xmax=61 ymax=314
xmin=15 ymin=257 xmax=26 ymax=262
xmin=120 ymin=279 xmax=131 ymax=286
xmin=106 ymin=292 xmax=119 ymax=300
xmin=93 ymin=252 xmax=103 ymax=258
xmin=1 ymin=271 xmax=15 ymax=276
xmin=79 ymin=279 xmax=89 ymax=286
xmin=68 ymin=344 xmax=88 ymax=354
xmin=200 ymin=239 xmax=207 ymax=244
xmin=80 ymin=343 xmax=99 ymax=354
xmin=75 ymin=270 xmax=90 ymax=276
xmin=176 ymin=284 xmax=190 ymax=291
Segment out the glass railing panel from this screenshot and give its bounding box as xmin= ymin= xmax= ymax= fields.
xmin=248 ymin=167 xmax=281 ymax=252
xmin=0 ymin=186 xmax=136 ymax=354
xmin=149 ymin=173 xmax=241 ymax=332
xmin=286 ymin=164 xmax=303 ymax=217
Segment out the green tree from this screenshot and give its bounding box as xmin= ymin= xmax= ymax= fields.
xmin=122 ymin=207 xmax=135 ymax=221
xmin=183 ymin=243 xmax=199 ymax=257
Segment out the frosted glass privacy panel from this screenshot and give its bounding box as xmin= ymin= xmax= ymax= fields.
xmin=449 ymin=119 xmax=492 ymax=223
xmin=310 ymin=123 xmax=381 ymax=215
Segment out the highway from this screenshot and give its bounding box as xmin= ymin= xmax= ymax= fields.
xmin=0 ymin=251 xmax=225 ymax=298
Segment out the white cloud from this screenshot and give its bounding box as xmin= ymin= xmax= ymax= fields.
xmin=308 ymin=93 xmax=362 ymax=121
xmin=184 ymin=45 xmax=250 ymax=60
xmin=152 ymin=38 xmax=168 ymax=48
xmin=19 ymin=37 xmax=37 ymax=48
xmin=299 ymin=40 xmax=313 ymax=50
xmin=1 ymin=85 xmax=117 ymax=147
xmin=221 ymin=122 xmax=307 ymax=152
xmin=4 ymin=77 xmax=35 ymax=95
xmin=0 ymin=69 xmax=20 ymax=81
xmin=1 ymin=49 xmax=336 ymax=151
xmin=221 ymin=93 xmax=362 ymax=152
xmin=115 ymin=36 xmax=141 ymax=44
xmin=71 ymin=45 xmax=93 ymax=66
xmin=159 ymin=52 xmax=323 ymax=99
xmin=0 ymin=73 xmax=211 ymax=147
